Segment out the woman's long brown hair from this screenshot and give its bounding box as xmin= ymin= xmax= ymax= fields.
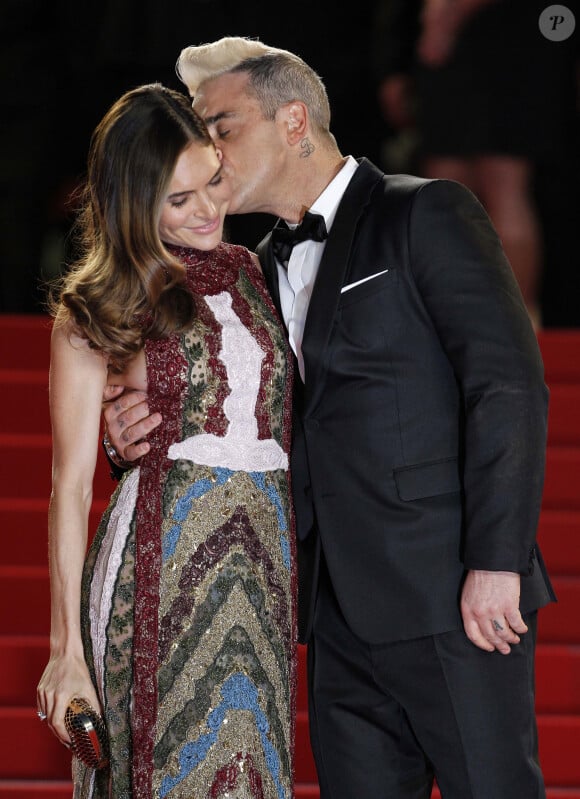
xmin=52 ymin=83 xmax=213 ymax=372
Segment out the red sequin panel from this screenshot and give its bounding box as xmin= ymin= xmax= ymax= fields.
xmin=132 ymin=328 xmax=188 ymax=797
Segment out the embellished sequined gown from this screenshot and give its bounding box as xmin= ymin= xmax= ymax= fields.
xmin=76 ymin=243 xmax=296 ymax=799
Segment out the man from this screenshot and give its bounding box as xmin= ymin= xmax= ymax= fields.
xmin=104 ymin=36 xmax=555 ymax=798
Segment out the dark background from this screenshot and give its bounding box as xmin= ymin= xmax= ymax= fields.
xmin=1 ymin=0 xmax=578 ymax=326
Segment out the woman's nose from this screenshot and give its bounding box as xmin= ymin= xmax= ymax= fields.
xmin=193 ymin=194 xmax=216 ymax=219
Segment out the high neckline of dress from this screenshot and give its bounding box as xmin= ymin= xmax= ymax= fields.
xmin=166 ymin=241 xmax=241 ymax=295
xmin=165 ymin=242 xmax=214 ymax=262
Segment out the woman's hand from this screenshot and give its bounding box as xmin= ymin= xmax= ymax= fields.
xmin=37 ymin=653 xmax=101 ymax=747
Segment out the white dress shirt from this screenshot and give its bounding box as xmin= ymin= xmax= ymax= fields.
xmin=277 ymin=156 xmax=359 ymax=381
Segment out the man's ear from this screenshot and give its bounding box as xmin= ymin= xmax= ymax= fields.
xmin=283 ymin=101 xmax=308 ymax=144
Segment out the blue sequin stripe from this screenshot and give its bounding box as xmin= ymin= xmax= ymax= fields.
xmin=249 ymin=472 xmax=290 ymax=571
xmin=162 ymin=467 xmax=290 ymax=570
xmin=159 ymin=672 xmax=288 ymax=799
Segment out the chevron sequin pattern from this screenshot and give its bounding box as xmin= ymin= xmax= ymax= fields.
xmin=78 ymin=244 xmax=296 ymax=799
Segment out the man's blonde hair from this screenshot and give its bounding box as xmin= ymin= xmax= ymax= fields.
xmin=176 ymin=36 xmax=332 ymax=134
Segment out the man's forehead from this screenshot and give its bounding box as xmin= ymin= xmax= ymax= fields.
xmin=193 ymin=72 xmax=257 ymax=117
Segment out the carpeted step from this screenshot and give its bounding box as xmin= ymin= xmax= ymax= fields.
xmin=6 ymin=366 xmax=580 ymax=444
xmin=2 ymin=783 xmax=580 ymax=799
xmin=1 ymin=322 xmax=578 ymax=795
xmin=1 ymin=434 xmax=578 ymax=511
xmin=1 ymin=708 xmax=578 ymax=785
xmin=537 ymin=578 xmax=580 ymax=644
xmin=545 ymin=385 xmax=580 ymax=445
xmin=0 ymin=499 xmax=107 ymax=568
xmin=0 ymin=709 xmax=71 ymax=780
xmin=538 ymin=715 xmax=580 ymax=787
xmin=0 ymin=370 xmax=50 ymax=435
xmin=536 ymin=645 xmax=580 ymax=714
xmin=0 ymin=783 xmax=73 ymax=799
xmin=8 ymin=320 xmax=578 ymax=380
xmin=2 ymin=569 xmax=577 ymax=642
xmin=542 ymin=447 xmax=580 ymax=510
xmin=3 ymin=502 xmax=577 ymax=574
xmin=538 ymin=510 xmax=580 ymax=575
xmin=0 ymin=636 xmax=48 ymax=707
xmin=538 ymin=331 xmax=580 ymax=383
xmin=2 ymin=317 xmax=576 ymax=383
xmin=1 ymin=635 xmax=578 ymax=716
xmin=2 ymin=500 xmax=577 ymax=594
xmin=0 ymin=435 xmax=116 ymax=501
xmin=0 ymin=435 xmax=52 ymax=498
xmin=0 ymin=568 xmax=50 ymax=636
xmin=0 ymin=316 xmax=52 ymax=371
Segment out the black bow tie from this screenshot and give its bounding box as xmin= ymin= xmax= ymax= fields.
xmin=271 ymin=211 xmax=328 ymax=266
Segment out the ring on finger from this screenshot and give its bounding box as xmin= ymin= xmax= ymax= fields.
xmin=37 ymin=709 xmax=47 ymax=721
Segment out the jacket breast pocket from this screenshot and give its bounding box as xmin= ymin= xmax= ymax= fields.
xmin=393 ymin=457 xmax=461 ymax=501
xmin=338 ymin=268 xmax=396 ymax=308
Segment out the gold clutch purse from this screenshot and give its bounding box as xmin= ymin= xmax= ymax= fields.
xmin=64 ymin=697 xmax=109 ymax=770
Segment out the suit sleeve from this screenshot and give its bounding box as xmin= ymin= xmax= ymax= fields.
xmin=407 ymin=178 xmax=549 ymax=574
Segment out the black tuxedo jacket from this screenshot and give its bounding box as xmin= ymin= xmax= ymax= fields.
xmin=257 ymin=159 xmax=555 ymax=645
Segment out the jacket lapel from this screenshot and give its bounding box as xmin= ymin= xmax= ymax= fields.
xmin=301 ymin=159 xmax=383 ymax=411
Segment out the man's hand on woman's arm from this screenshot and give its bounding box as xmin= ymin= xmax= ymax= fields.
xmin=102 ymin=385 xmax=162 ymax=465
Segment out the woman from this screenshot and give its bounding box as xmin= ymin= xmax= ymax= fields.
xmin=36 ymin=83 xmax=296 ymax=799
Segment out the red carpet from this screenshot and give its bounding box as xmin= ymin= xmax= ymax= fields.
xmin=1 ymin=314 xmax=579 ymax=798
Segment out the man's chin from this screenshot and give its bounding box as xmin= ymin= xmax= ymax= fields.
xmin=226 ymin=198 xmax=245 ymax=215
xmin=226 ymin=188 xmax=260 ymax=216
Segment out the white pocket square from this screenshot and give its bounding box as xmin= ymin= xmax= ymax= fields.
xmin=341 ymin=269 xmax=389 ymax=294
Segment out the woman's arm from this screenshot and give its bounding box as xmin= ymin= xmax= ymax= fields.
xmin=37 ymin=323 xmax=108 ymax=745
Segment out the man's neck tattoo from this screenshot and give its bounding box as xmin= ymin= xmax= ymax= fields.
xmin=300 ymin=138 xmax=315 ymax=158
